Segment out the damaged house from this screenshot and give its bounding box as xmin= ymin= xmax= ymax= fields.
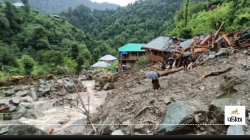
xmin=142 ymin=36 xmax=193 ymax=62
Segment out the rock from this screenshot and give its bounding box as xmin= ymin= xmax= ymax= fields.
xmin=95 ymin=82 xmax=101 ymax=87
xmin=122 ymin=120 xmax=131 ymax=126
xmin=248 ymin=113 xmax=250 ymax=121
xmin=233 ymin=84 xmax=249 ymax=93
xmin=199 ymin=86 xmax=205 ymax=91
xmin=81 ymin=75 xmax=87 ymax=81
xmin=194 ymin=114 xmax=199 ymax=124
xmin=21 ymin=96 xmax=33 ymax=102
xmin=216 ymin=48 xmax=229 ymax=56
xmin=111 ymin=130 xmax=124 ymax=135
xmin=164 ymin=97 xmax=171 ymax=105
xmin=9 ymin=106 xmax=17 ymax=112
xmin=0 ymin=127 xmax=8 ymax=135
xmin=227 ymin=126 xmax=245 ymax=135
xmin=41 ymin=89 xmax=50 ymax=96
xmin=9 ymin=97 xmax=21 ymax=106
xmin=103 ymin=83 xmax=110 ymax=90
xmin=209 ymin=54 xmax=216 ymax=59
xmin=209 ymin=98 xmax=241 ymax=114
xmin=0 ymin=121 xmax=48 ymax=135
xmin=4 ymin=90 xmax=15 ymax=97
xmin=11 ymin=112 xmax=25 ymax=120
xmin=11 ymin=106 xmax=26 ymax=119
xmin=158 ymin=100 xmax=208 ymax=135
xmin=29 ymin=86 xmax=38 ymax=101
xmin=24 ymin=112 xmax=37 ymax=119
xmin=19 ymin=102 xmax=34 ymax=109
xmin=16 ymin=91 xmax=28 ymax=97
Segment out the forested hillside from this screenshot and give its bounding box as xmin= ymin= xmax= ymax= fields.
xmin=0 ymin=1 xmax=92 ymax=79
xmin=171 ymin=0 xmax=250 ymax=38
xmin=61 ymin=0 xmax=184 ymax=62
xmin=0 ymin=0 xmax=119 ymax=14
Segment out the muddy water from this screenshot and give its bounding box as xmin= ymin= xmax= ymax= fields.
xmin=1 ymin=80 xmax=107 ymax=134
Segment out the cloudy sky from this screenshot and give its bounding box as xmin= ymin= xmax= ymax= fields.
xmin=91 ymin=0 xmax=137 ymax=6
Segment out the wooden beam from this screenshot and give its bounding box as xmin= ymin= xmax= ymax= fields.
xmin=202 ymin=67 xmax=232 ymax=79
xmin=213 ymin=22 xmax=225 ymax=40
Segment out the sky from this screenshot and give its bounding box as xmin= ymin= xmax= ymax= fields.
xmin=90 ymin=0 xmax=137 ymax=6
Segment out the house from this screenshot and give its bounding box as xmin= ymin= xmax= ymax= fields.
xmin=99 ymin=55 xmax=117 ymax=64
xmin=142 ymin=36 xmax=194 ymax=62
xmin=118 ymin=43 xmax=146 ymax=69
xmin=91 ymin=61 xmax=111 ymax=70
xmin=13 ymin=2 xmax=25 ymax=7
xmin=209 ymin=2 xmax=222 ymax=11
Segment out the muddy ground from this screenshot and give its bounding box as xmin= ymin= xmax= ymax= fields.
xmin=96 ymin=52 xmax=250 ymax=135
xmin=1 ymin=51 xmax=250 ymax=135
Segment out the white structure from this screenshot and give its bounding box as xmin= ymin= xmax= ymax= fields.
xmin=99 ymin=55 xmax=117 ymax=64
xmin=91 ymin=61 xmax=111 ymax=69
xmin=13 ymin=2 xmax=25 ymax=7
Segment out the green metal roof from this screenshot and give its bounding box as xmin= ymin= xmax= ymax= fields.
xmin=118 ymin=43 xmax=146 ymax=52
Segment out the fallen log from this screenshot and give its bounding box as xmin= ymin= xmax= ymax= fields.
xmin=202 ymin=67 xmax=232 ymax=79
xmin=160 ymin=67 xmax=184 ymax=77
xmin=0 ymin=106 xmax=9 ymax=112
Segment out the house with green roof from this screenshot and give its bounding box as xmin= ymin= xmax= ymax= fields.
xmin=118 ymin=43 xmax=146 ymax=69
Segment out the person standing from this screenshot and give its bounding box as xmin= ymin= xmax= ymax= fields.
xmin=152 ymin=72 xmax=161 ymax=96
xmin=168 ymin=57 xmax=175 ymax=69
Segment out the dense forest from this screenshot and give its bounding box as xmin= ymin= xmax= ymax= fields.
xmin=1 ymin=0 xmax=250 ymax=80
xmin=60 ymin=0 xmax=185 ymax=62
xmin=0 ymin=0 xmax=119 ymax=14
xmin=0 ymin=0 xmax=92 ymax=79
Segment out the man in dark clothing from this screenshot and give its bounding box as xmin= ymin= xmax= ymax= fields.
xmin=168 ymin=57 xmax=175 ymax=69
xmin=183 ymin=56 xmax=189 ymax=71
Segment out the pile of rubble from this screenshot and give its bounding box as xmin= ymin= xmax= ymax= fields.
xmin=94 ymin=51 xmax=250 ymax=135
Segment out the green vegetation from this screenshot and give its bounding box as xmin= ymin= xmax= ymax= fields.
xmin=0 ymin=1 xmax=92 ymax=79
xmin=0 ymin=0 xmax=119 ymax=15
xmin=171 ymin=0 xmax=250 ymax=38
xmin=135 ymin=56 xmax=152 ymax=68
xmin=60 ymin=0 xmax=184 ymax=62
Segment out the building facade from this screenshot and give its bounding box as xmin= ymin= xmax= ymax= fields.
xmin=118 ymin=43 xmax=146 ymax=69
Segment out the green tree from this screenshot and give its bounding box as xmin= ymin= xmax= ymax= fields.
xmin=20 ymin=55 xmax=35 ymax=75
xmin=76 ymin=54 xmax=84 ymax=75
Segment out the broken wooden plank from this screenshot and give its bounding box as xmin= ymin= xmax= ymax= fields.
xmin=0 ymin=106 xmax=9 ymax=112
xmin=223 ymin=34 xmax=235 ymax=46
xmin=202 ymin=67 xmax=232 ymax=79
xmin=213 ymin=22 xmax=225 ymax=40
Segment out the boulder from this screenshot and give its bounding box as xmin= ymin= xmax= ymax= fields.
xmin=103 ymin=83 xmax=110 ymax=90
xmin=21 ymin=96 xmax=33 ymax=102
xmin=158 ymin=100 xmax=208 ymax=135
xmin=19 ymin=102 xmax=34 ymax=109
xmin=111 ymin=130 xmax=125 ymax=135
xmin=16 ymin=90 xmax=28 ymax=97
xmin=209 ymin=98 xmax=241 ymax=114
xmin=29 ymin=86 xmax=38 ymax=101
xmin=4 ymin=90 xmax=15 ymax=97
xmin=164 ymin=97 xmax=172 ymax=105
xmin=227 ymin=126 xmax=245 ymax=135
xmin=0 ymin=121 xmax=48 ymax=135
xmin=95 ymin=82 xmax=101 ymax=87
xmin=9 ymin=97 xmax=21 ymax=106
xmin=11 ymin=106 xmax=26 ymax=120
xmin=9 ymin=106 xmax=17 ymax=112
xmin=233 ymin=84 xmax=249 ymax=93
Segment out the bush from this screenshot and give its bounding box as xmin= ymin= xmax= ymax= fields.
xmin=19 ymin=55 xmax=36 ymax=75
xmin=135 ymin=56 xmax=152 ymax=68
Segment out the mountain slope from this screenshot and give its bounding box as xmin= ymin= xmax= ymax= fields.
xmin=0 ymin=0 xmax=119 ymax=14
xmin=61 ymin=0 xmax=184 ymax=62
